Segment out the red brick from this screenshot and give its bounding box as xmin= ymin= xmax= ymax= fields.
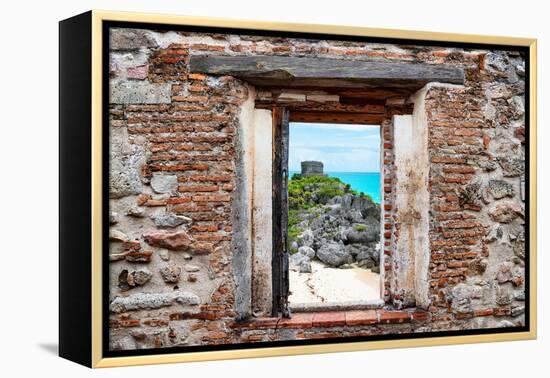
xmin=189 ymin=175 xmax=232 ymax=182
xmin=345 ymin=310 xmax=378 ymax=326
xmin=411 ymin=311 xmax=430 ymax=322
xmin=312 ymin=312 xmax=346 ymax=327
xmin=279 ymin=313 xmax=314 ymax=328
xmin=442 ymin=166 xmax=476 ymax=174
xmin=378 ymin=310 xmax=411 ymax=324
xmin=474 ymin=309 xmax=494 ymax=317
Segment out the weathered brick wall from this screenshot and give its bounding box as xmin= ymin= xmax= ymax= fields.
xmin=425 ymin=52 xmax=526 ymax=325
xmin=108 ymin=27 xmax=525 ymax=351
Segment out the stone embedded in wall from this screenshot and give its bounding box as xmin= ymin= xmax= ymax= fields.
xmin=110 ymin=127 xmax=145 ymax=198
xmin=496 ymin=262 xmax=514 ymax=284
xmin=110 ymin=291 xmax=200 ymax=313
xmin=159 ymin=264 xmax=181 ymax=283
xmin=459 ymin=179 xmax=482 ymax=207
xmin=109 ymin=211 xmax=119 ymax=225
xmin=512 ymin=305 xmax=525 ymax=317
xmin=143 ymin=230 xmax=193 ymax=250
xmin=449 ymin=283 xmax=475 ymax=313
xmin=489 ymin=203 xmax=524 ymax=223
xmin=150 ymin=174 xmax=178 ymax=194
xmin=184 ymin=264 xmax=200 ymax=272
xmin=143 ymin=229 xmax=214 ymax=254
xmin=497 ymin=156 xmax=524 ymax=177
xmin=126 ymin=206 xmax=145 ymax=217
xmin=487 ymin=179 xmax=515 ymax=199
xmin=150 ymin=213 xmax=192 ymax=228
xmin=125 ymin=251 xmax=153 ymax=263
xmin=110 ymin=82 xmax=171 ymax=104
xmin=513 ymin=231 xmax=525 ymax=260
xmin=118 ymin=268 xmax=153 ymax=291
xmin=127 ymin=65 xmax=148 ymax=80
xmin=159 ymin=250 xmax=170 ymax=261
xmin=110 ymin=229 xmax=129 ymax=242
xmin=110 ymin=28 xmax=158 ymax=50
xmin=485 ymin=225 xmax=504 ymax=243
xmin=478 ymin=160 xmax=498 ymax=172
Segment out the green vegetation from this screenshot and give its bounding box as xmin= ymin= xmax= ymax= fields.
xmin=353 ymin=224 xmax=369 ymax=231
xmin=288 ymin=174 xmax=359 ymax=210
xmin=287 ymin=174 xmax=374 ymax=252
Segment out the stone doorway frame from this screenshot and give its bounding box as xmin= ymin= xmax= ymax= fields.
xmin=236 ymin=86 xmax=435 ymax=318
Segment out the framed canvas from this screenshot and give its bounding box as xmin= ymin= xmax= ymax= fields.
xmin=59 ymin=10 xmax=537 ymax=368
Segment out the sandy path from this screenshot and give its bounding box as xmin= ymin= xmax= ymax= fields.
xmin=289 ymin=260 xmax=380 ymax=305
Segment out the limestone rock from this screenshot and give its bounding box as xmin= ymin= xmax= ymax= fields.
xmin=184 ymin=264 xmax=200 ymax=272
xmin=496 ymin=262 xmax=513 ymax=284
xmin=512 ymin=305 xmax=525 ymax=317
xmin=477 ymin=160 xmax=498 ymax=172
xmin=143 ymin=230 xmax=193 ymax=250
xmin=110 ymin=127 xmax=145 ymax=198
xmin=449 ymin=283 xmax=474 ymax=313
xmin=151 ymin=213 xmax=192 ymax=228
xmin=299 ymin=260 xmax=312 ymax=273
xmin=109 ymin=291 xmax=199 ymax=313
xmin=159 ymin=264 xmax=181 ymax=283
xmin=497 ymin=156 xmax=524 ymax=177
xmin=110 ymin=82 xmax=171 ymax=104
xmin=159 ymin=249 xmax=170 ymax=261
xmin=110 ymin=229 xmax=129 ymax=242
xmin=488 ymin=180 xmax=515 ymax=199
xmin=489 ymin=203 xmax=524 ymax=223
xmin=126 ymin=206 xmax=145 ymax=217
xmin=316 ymin=241 xmax=352 ymax=267
xmin=297 ymin=228 xmax=314 ymax=247
xmin=110 ymin=28 xmax=158 ymax=50
xmin=150 ymin=174 xmax=178 ymax=194
xmin=485 ymin=225 xmax=503 ymax=243
xmin=290 ymin=246 xmax=315 ymax=269
xmin=344 ymin=225 xmax=378 ymax=244
xmin=513 ymin=231 xmax=525 ymax=259
xmin=297 ymin=246 xmax=315 ymax=259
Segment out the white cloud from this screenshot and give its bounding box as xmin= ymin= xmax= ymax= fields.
xmin=291 ymin=122 xmax=380 ymax=132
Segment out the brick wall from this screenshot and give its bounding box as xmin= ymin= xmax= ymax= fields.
xmin=108 ymin=27 xmax=525 ymax=350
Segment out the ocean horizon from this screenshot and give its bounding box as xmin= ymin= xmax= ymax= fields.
xmin=290 ymin=171 xmax=381 ymax=204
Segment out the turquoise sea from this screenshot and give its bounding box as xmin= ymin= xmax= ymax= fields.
xmin=290 ymin=171 xmax=381 ymax=204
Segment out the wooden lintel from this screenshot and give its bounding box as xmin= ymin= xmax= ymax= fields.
xmin=255 ymin=101 xmax=385 ymax=114
xmin=289 ymin=111 xmax=385 ymax=125
xmin=189 ymin=55 xmax=465 ymax=89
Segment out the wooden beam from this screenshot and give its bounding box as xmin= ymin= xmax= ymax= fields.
xmin=255 ymin=101 xmax=385 ymax=114
xmin=289 ymin=111 xmax=385 ymax=124
xmin=189 ymin=55 xmax=464 ymax=89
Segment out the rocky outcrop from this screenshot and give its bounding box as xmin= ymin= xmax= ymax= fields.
xmin=290 ymin=191 xmax=381 ymax=271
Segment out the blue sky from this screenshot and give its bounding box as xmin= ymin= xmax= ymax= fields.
xmin=289 ymin=122 xmax=380 ymax=173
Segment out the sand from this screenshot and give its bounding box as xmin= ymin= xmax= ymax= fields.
xmin=288 ymin=260 xmax=381 ymax=305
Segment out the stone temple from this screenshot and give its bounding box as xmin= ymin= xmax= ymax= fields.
xmin=301 ymin=161 xmax=325 ymax=177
